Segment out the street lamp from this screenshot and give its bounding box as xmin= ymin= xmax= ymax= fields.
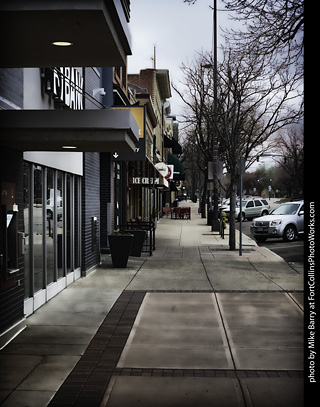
xmin=200 ymin=1 xmax=220 ymax=231
xmin=205 ymin=0 xmax=219 ymax=231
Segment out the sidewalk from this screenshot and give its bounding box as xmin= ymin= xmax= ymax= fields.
xmin=0 ymin=203 xmax=304 ymax=406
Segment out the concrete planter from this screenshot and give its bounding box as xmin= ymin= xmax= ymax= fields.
xmin=125 ymin=230 xmax=146 ymax=257
xmin=108 ymin=234 xmax=133 ymax=268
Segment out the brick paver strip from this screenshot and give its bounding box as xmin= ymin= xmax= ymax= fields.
xmin=49 ymin=290 xmax=146 ymax=407
xmin=49 ymin=289 xmax=304 ymax=406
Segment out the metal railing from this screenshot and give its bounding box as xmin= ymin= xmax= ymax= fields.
xmin=119 ymin=220 xmax=155 ymax=256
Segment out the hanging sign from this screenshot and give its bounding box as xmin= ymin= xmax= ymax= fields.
xmin=155 ymin=162 xmax=169 ymax=178
xmin=167 ymin=165 xmax=174 ymax=180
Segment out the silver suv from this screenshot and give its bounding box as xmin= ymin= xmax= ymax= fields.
xmin=236 ymin=198 xmax=270 ymax=221
xmin=221 ymin=198 xmax=270 ymax=221
xmin=250 ymin=200 xmax=304 ymax=242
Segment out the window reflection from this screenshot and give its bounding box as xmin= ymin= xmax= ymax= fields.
xmin=23 ymin=162 xmax=81 ymax=301
xmin=33 ymin=165 xmax=43 ymax=292
xmin=46 ymin=168 xmax=54 ymax=284
xmin=23 ymin=162 xmax=30 ymax=299
xmin=57 ymin=171 xmax=64 ymax=279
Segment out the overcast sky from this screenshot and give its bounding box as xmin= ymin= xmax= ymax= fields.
xmin=127 ymin=0 xmax=231 ymax=120
xmin=127 ymin=1 xmax=280 ymax=170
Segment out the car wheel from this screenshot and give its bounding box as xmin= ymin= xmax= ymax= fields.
xmin=282 ymin=225 xmax=296 ymax=242
xmin=238 ymin=212 xmax=245 ymax=222
xmin=261 ymin=210 xmax=268 ymax=216
xmin=255 ymin=236 xmax=267 ymax=242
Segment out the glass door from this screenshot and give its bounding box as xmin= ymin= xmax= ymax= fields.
xmin=57 ymin=171 xmax=64 ymax=279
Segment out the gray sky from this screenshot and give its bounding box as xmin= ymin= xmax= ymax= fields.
xmin=128 ymin=0 xmax=231 ymax=120
xmin=127 ymin=1 xmax=281 ymax=171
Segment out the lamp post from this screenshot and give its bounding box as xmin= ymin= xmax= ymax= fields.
xmin=206 ymin=0 xmax=219 ymax=231
xmin=212 ymin=0 xmax=220 ymax=231
xmin=202 ymin=1 xmax=219 ymax=230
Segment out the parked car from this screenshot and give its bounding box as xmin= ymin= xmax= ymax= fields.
xmin=47 ymin=198 xmax=63 ymax=220
xmin=250 ymin=200 xmax=304 ymax=242
xmin=220 ymin=198 xmax=270 ymax=221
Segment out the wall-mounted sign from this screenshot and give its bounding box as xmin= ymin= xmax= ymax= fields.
xmin=45 ymin=67 xmax=84 ymax=110
xmin=131 ymin=177 xmax=159 ymax=185
xmin=116 ymin=106 xmax=144 ymax=138
xmin=112 ymin=106 xmax=146 ymax=162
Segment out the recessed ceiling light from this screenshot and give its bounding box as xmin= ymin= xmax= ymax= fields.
xmin=52 ymin=41 xmax=73 ymax=47
xmin=62 ymin=145 xmax=77 ymax=149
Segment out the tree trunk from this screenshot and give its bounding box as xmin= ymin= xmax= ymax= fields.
xmin=200 ymin=169 xmax=208 ymax=218
xmin=201 ymin=184 xmax=207 ymax=218
xmin=229 ymin=176 xmax=237 ymax=250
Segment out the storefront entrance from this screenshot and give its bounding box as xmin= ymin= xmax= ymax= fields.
xmin=23 ymin=161 xmax=81 ymax=316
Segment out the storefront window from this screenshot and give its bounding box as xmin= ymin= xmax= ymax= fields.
xmin=23 ymin=162 xmax=81 ymax=305
xmin=57 ymin=171 xmax=64 ymax=279
xmin=74 ymin=176 xmax=81 ymax=269
xmin=66 ymin=174 xmax=72 ymax=274
xmin=33 ymin=165 xmax=43 ymax=292
xmin=23 ymin=162 xmax=31 ymax=299
xmin=46 ymin=168 xmax=55 ymax=284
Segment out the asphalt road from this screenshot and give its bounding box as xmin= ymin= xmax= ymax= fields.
xmin=239 ymin=220 xmax=304 ymax=273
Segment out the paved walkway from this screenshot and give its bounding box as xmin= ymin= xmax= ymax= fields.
xmin=0 ymin=203 xmax=304 ymax=406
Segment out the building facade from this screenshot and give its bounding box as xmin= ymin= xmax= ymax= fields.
xmin=0 ymin=0 xmax=137 ymax=347
xmin=0 ymin=0 xmax=183 ymax=348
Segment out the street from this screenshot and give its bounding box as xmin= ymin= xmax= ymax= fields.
xmin=239 ymin=219 xmax=304 ymax=273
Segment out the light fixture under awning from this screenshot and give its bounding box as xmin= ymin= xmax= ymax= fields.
xmin=0 ymin=108 xmax=139 ymax=152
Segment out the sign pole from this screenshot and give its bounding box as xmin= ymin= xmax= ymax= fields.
xmin=239 ymin=158 xmax=245 ymax=256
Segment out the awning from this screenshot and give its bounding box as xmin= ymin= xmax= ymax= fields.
xmin=0 ymin=0 xmax=131 ymax=67
xmin=168 ymin=153 xmax=185 ymax=180
xmin=0 ymin=108 xmax=139 ymax=152
xmin=164 ymin=135 xmax=182 ymax=154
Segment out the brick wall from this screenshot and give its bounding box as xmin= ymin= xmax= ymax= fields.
xmin=0 ymin=69 xmax=24 ymax=336
xmin=81 ymin=68 xmax=102 ymax=272
xmin=0 ymin=68 xmax=23 ymax=109
xmin=84 ymin=67 xmax=102 ymax=109
xmin=81 ymin=152 xmax=101 ymax=273
xmin=100 ymin=153 xmax=113 ymax=250
xmin=0 ymin=148 xmax=24 ymax=335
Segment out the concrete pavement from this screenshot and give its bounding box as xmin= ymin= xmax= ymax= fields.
xmin=0 ymin=202 xmax=304 ymax=406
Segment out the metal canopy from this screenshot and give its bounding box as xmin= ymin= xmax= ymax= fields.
xmin=0 ymin=109 xmax=139 ymax=152
xmin=0 ymin=0 xmax=132 ymax=67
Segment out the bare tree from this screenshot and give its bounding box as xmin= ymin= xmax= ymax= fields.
xmin=174 ymin=46 xmax=302 ymax=249
xmin=209 ymin=46 xmax=302 ymax=249
xmin=172 ymin=57 xmax=214 ymax=217
xmin=275 ymin=127 xmax=304 ymax=198
xmin=221 ymin=0 xmax=304 ymax=74
xmin=183 ymin=0 xmax=304 ymax=76
xmin=180 ymin=130 xmax=206 ymax=207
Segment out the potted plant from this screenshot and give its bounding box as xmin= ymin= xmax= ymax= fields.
xmin=108 ymin=231 xmax=134 ymax=268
